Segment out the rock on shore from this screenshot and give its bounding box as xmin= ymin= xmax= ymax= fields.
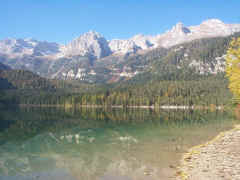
xmin=176 ymin=125 xmax=240 ymax=180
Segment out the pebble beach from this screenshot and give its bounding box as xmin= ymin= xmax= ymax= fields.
xmin=176 ymin=125 xmax=240 ymax=180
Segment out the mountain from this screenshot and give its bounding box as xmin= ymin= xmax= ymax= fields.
xmin=0 ymin=62 xmax=11 ymax=70
xmin=1 ymin=19 xmax=239 ymax=59
xmin=0 ymin=19 xmax=240 ymax=83
xmin=109 ymin=34 xmax=156 ymax=54
xmin=0 ymin=38 xmax=61 ymax=58
xmin=156 ymin=19 xmax=240 ymax=48
xmin=108 ymin=19 xmax=240 ymax=53
xmin=61 ymin=31 xmax=112 ymax=59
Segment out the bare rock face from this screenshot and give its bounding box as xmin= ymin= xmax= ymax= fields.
xmin=130 ymin=34 xmax=155 ymax=50
xmin=157 ymin=22 xmax=192 ymax=47
xmin=170 ymin=22 xmax=191 ymax=36
xmin=108 ymin=39 xmax=140 ymax=54
xmin=189 ymin=19 xmax=232 ymax=38
xmin=109 ymin=34 xmax=155 ymax=54
xmin=62 ymin=31 xmax=112 ymax=59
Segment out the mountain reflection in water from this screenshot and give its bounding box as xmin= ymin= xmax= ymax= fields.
xmin=0 ymin=107 xmax=237 ymax=180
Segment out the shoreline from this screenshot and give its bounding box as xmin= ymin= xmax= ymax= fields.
xmin=176 ymin=124 xmax=240 ymax=180
xmin=19 ymin=104 xmax=224 ymax=110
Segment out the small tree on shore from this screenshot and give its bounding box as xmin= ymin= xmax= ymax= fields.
xmin=225 ymin=37 xmax=240 ymax=103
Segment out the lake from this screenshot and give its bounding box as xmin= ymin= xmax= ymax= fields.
xmin=0 ymin=107 xmax=238 ymax=180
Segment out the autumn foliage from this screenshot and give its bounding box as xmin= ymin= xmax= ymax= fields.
xmin=225 ymin=37 xmax=240 ymax=102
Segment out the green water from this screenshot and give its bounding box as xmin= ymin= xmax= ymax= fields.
xmin=0 ymin=107 xmax=238 ymax=180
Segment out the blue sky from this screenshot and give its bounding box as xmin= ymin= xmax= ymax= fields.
xmin=1 ymin=0 xmax=240 ymax=44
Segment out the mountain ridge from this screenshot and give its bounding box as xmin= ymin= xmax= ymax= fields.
xmin=0 ymin=19 xmax=240 ymax=84
xmin=1 ymin=19 xmax=240 ymax=60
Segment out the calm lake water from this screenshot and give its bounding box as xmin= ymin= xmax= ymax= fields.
xmin=0 ymin=107 xmax=238 ymax=180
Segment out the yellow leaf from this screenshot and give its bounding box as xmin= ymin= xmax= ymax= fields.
xmin=225 ymin=37 xmax=240 ymax=102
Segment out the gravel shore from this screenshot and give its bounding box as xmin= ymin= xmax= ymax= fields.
xmin=176 ymin=125 xmax=240 ymax=180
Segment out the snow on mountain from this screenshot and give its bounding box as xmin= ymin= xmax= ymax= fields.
xmin=157 ymin=19 xmax=240 ymax=48
xmin=62 ymin=31 xmax=112 ymax=59
xmin=0 ymin=38 xmax=61 ymax=58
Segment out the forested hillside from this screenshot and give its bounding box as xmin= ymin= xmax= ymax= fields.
xmin=0 ymin=69 xmax=56 ymax=107
xmin=0 ymin=70 xmax=55 ymax=90
xmin=1 ymin=33 xmax=240 ymax=107
xmin=7 ymin=73 xmax=229 ymax=107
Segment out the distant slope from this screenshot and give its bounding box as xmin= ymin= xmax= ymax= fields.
xmin=0 ymin=70 xmax=55 ymax=90
xmin=0 ymin=32 xmax=239 ymax=86
xmin=0 ymin=62 xmax=11 ymax=70
xmin=114 ymin=32 xmax=240 ymax=85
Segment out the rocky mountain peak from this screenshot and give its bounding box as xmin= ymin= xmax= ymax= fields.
xmin=170 ymin=22 xmax=191 ymax=35
xmin=130 ymin=34 xmax=154 ymax=49
xmin=80 ymin=30 xmax=102 ymax=40
xmin=63 ymin=31 xmax=111 ymax=59
xmin=193 ymin=18 xmax=236 ymax=36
